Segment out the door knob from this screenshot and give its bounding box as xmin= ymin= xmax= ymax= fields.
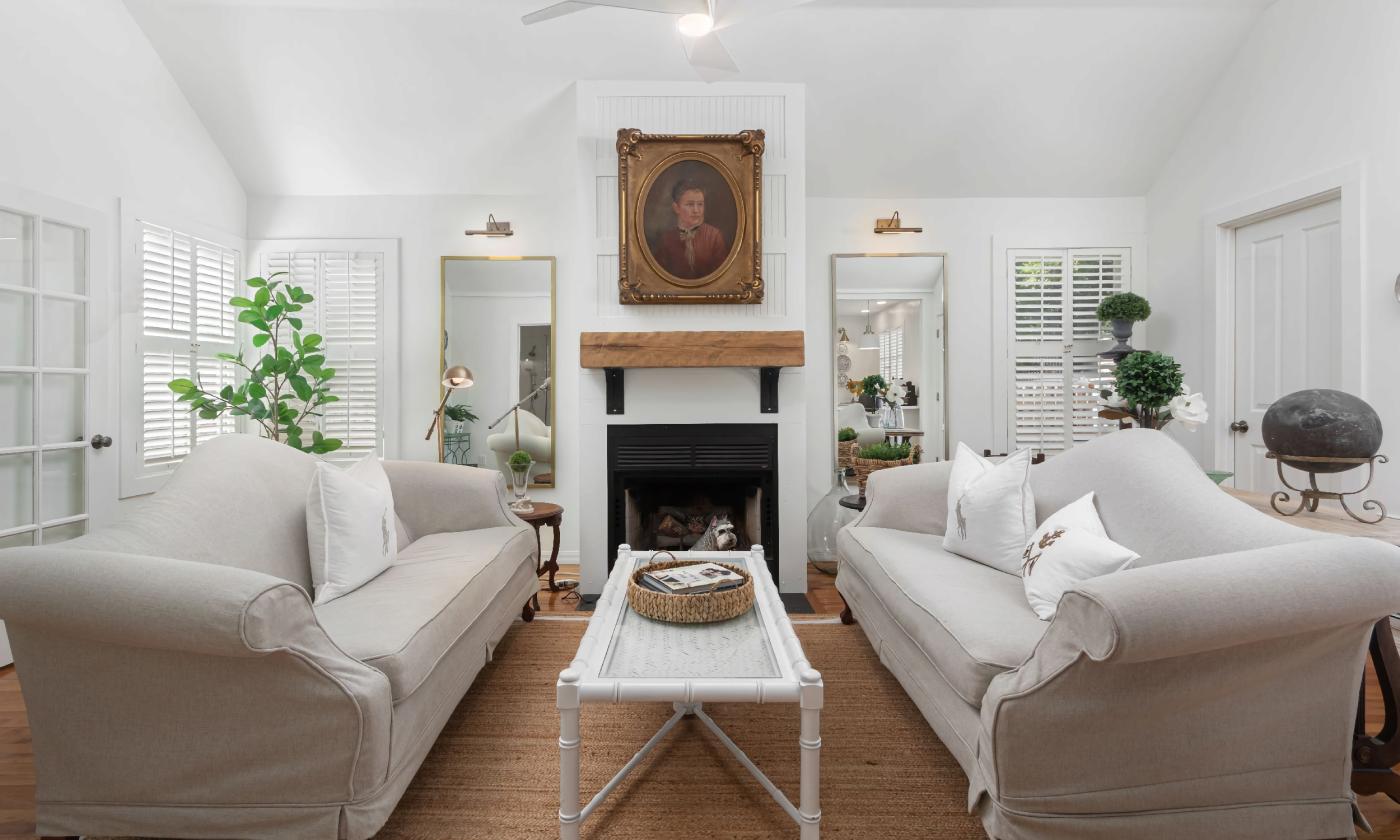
xmin=1229 ymin=420 xmax=1249 ymax=433
xmin=90 ymin=434 xmax=113 ymax=449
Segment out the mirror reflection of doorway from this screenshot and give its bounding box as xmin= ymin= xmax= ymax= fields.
xmin=830 ymin=253 xmax=947 ymax=472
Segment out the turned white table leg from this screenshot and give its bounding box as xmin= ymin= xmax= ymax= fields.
xmin=558 ymin=669 xmax=582 ymax=840
xmin=799 ymin=667 xmax=823 ymax=840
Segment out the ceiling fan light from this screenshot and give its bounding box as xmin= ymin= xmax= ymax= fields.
xmin=677 ymin=12 xmax=714 ymax=37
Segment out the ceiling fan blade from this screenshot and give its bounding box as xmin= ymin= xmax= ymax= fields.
xmin=710 ymin=0 xmax=816 ymax=31
xmin=523 ymin=0 xmax=705 ymax=24
xmin=522 ymin=2 xmax=593 ymax=25
xmin=682 ymin=31 xmax=739 ymax=77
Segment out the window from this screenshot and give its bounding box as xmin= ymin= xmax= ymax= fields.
xmin=1008 ymin=248 xmax=1128 ymax=452
xmin=879 ymin=326 xmax=903 ymax=382
xmin=122 ymin=219 xmax=241 ymax=496
xmin=257 ymin=243 xmax=397 ymax=462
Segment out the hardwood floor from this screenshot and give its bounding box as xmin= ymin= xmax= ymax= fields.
xmin=3 ymin=565 xmax=1399 ymax=839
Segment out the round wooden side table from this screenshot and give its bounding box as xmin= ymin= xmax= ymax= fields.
xmin=513 ymin=502 xmax=577 ymax=605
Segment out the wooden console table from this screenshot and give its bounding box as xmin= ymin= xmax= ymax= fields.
xmin=1224 ymin=488 xmax=1400 ymax=801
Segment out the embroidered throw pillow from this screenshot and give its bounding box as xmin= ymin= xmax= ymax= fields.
xmin=941 ymin=443 xmax=1037 ymax=574
xmin=306 ymin=454 xmax=399 ymax=605
xmin=1021 ymin=492 xmax=1139 ymax=620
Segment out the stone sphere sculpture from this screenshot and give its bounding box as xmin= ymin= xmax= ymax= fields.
xmin=1262 ymin=389 xmax=1383 ymax=473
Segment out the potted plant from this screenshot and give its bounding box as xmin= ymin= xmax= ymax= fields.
xmin=167 ymin=272 xmax=343 ymax=455
xmin=859 ymin=374 xmax=887 ymax=412
xmin=851 ymin=440 xmax=918 ymax=493
xmin=837 ymin=426 xmax=859 ymax=471
xmin=1089 ymin=351 xmax=1208 ymax=431
xmin=442 ymin=402 xmax=477 ymax=433
xmin=1096 ymin=292 xmax=1151 ymax=358
xmin=507 ymin=449 xmax=535 ymax=513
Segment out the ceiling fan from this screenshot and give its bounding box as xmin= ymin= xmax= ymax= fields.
xmin=521 ymin=0 xmax=813 ymax=77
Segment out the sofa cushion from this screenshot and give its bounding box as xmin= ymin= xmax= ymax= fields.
xmin=315 ymin=527 xmax=535 ymax=700
xmin=840 ymin=526 xmax=1046 ymax=705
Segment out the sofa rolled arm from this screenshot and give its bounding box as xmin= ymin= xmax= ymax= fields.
xmin=0 ymin=547 xmax=337 ymax=658
xmin=848 ymin=460 xmax=954 ymax=536
xmin=1058 ymin=536 xmax=1400 ymax=664
xmin=383 ymin=459 xmax=522 ymax=537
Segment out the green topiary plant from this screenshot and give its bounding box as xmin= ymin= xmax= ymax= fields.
xmin=837 ymin=426 xmax=857 ymax=442
xmin=857 ymin=441 xmax=912 ymax=461
xmin=1096 ymin=291 xmax=1152 ymax=323
xmin=860 ymin=374 xmax=888 ymax=397
xmin=167 ymin=272 xmax=342 ymax=455
xmin=508 ymin=449 xmax=532 ymax=470
xmin=1111 ymin=351 xmax=1183 ymax=429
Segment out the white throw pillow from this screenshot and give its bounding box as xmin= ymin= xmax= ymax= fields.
xmin=942 ymin=443 xmax=1037 ymax=574
xmin=306 ymin=454 xmax=399 ymax=605
xmin=1021 ymin=492 xmax=1139 ymax=620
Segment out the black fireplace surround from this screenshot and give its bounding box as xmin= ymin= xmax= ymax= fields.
xmin=607 ymin=423 xmax=779 ymax=581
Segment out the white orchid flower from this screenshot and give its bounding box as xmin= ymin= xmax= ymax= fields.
xmin=1168 ymin=392 xmax=1209 ymax=430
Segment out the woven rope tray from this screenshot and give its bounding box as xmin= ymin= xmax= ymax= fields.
xmin=627 ymin=558 xmax=755 ymax=624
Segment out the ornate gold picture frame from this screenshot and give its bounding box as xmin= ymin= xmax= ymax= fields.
xmin=617 ymin=128 xmax=764 ymax=304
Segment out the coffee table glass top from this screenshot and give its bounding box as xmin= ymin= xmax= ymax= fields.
xmin=597 ymin=551 xmax=782 ymax=681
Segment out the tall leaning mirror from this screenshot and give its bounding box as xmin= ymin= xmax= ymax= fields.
xmin=438 ymin=256 xmax=556 ymax=489
xmin=830 ymin=253 xmax=948 ymax=471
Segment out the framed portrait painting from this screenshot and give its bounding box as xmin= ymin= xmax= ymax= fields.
xmin=616 ymin=128 xmax=764 ymax=304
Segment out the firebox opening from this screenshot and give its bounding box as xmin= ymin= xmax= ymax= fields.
xmin=625 ymin=480 xmax=763 ymax=552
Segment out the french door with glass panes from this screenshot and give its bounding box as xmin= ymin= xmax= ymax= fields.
xmin=0 ymin=193 xmax=113 ymax=548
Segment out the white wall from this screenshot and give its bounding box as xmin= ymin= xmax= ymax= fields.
xmin=1146 ymin=0 xmax=1400 ymax=509
xmin=806 ymin=197 xmax=1147 ymax=508
xmin=0 ymin=0 xmax=245 ymax=234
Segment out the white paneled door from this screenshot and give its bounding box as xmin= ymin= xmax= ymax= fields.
xmin=1231 ymin=198 xmax=1342 ymax=491
xmin=0 ymin=191 xmax=114 ymax=666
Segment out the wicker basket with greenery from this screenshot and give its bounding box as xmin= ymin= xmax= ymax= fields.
xmin=836 ymin=426 xmax=859 ymax=471
xmin=851 ymin=441 xmax=918 ymax=492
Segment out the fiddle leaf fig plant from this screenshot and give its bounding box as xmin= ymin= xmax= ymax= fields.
xmin=167 ymin=272 xmax=344 ymax=455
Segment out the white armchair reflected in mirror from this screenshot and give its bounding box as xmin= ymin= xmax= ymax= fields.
xmin=439 ymin=256 xmax=555 ymax=488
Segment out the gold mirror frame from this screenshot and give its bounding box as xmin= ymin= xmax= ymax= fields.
xmin=829 ymin=252 xmax=950 ymax=472
xmin=438 ymin=255 xmax=557 ymax=488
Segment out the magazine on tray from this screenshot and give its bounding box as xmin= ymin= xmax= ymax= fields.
xmin=642 ymin=562 xmax=745 ymax=595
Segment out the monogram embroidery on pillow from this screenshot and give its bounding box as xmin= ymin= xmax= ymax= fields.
xmin=955 ymin=496 xmax=968 ymax=539
xmin=381 ymin=509 xmax=392 ymax=558
xmin=1022 ymin=528 xmax=1066 ymax=576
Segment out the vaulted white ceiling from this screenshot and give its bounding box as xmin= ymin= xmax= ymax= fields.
xmin=123 ymin=0 xmax=1272 ymax=197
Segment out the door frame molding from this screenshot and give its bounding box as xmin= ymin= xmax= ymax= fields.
xmin=1201 ymin=162 xmax=1365 ymax=476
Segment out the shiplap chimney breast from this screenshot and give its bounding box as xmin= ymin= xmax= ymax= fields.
xmin=574 ymin=82 xmax=808 ymax=594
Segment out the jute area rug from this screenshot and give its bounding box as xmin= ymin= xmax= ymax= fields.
xmin=106 ymin=619 xmax=988 ymax=839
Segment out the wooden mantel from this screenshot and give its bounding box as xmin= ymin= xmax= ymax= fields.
xmin=579 ymin=330 xmax=805 ymax=415
xmin=580 ymin=330 xmax=804 ymax=369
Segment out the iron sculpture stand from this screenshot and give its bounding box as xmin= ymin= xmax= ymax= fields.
xmin=1266 ymin=452 xmax=1389 ymax=524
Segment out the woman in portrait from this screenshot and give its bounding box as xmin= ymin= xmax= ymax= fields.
xmin=654 ymin=178 xmax=728 ymax=280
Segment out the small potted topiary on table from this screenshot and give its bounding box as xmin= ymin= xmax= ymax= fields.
xmin=507 ymin=449 xmax=535 ymax=513
xmin=1096 ymin=291 xmax=1151 ymax=360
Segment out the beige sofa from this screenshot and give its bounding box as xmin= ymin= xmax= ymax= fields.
xmin=0 ymin=434 xmax=539 ymax=840
xmin=838 ymin=429 xmax=1400 ymax=839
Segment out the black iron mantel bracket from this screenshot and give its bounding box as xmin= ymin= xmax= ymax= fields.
xmin=601 ymin=367 xmax=783 ymax=415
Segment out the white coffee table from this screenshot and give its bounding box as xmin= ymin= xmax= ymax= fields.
xmin=557 ymin=544 xmax=823 ymax=839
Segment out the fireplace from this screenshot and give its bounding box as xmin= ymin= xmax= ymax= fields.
xmin=607 ymin=423 xmax=778 ymax=581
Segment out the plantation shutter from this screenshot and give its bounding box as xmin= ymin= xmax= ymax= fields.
xmin=259 ymin=249 xmax=384 ymax=461
xmin=1009 ymin=248 xmax=1127 ymax=452
xmin=879 ymin=326 xmax=904 ymax=382
xmin=130 ymin=221 xmax=239 ymax=490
